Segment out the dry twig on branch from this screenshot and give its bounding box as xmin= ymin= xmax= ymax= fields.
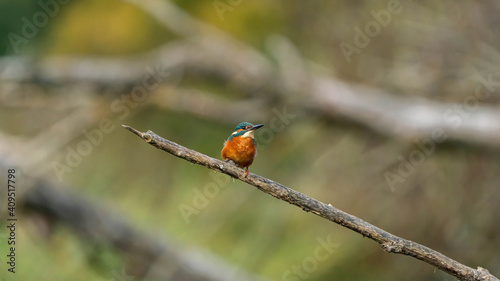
xmin=122 ymin=124 xmax=499 ymax=281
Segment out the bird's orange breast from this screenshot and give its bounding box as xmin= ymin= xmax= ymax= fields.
xmin=221 ymin=136 xmax=257 ymax=168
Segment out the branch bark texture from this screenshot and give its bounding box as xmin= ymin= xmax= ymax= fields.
xmin=122 ymin=124 xmax=498 ymax=281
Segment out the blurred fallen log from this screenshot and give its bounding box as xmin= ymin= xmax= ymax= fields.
xmin=2 ymin=39 xmax=500 ymax=149
xmin=23 ymin=181 xmax=270 ymax=281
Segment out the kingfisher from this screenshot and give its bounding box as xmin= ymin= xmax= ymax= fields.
xmin=221 ymin=122 xmax=264 ymax=176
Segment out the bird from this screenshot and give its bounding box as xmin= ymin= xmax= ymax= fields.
xmin=221 ymin=122 xmax=264 ymax=176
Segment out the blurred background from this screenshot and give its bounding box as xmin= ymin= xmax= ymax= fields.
xmin=0 ymin=0 xmax=500 ymax=280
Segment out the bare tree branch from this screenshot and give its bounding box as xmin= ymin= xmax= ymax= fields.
xmin=309 ymin=75 xmax=500 ymax=147
xmin=122 ymin=124 xmax=499 ymax=281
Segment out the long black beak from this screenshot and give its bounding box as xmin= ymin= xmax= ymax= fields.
xmin=249 ymin=124 xmax=264 ymax=130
